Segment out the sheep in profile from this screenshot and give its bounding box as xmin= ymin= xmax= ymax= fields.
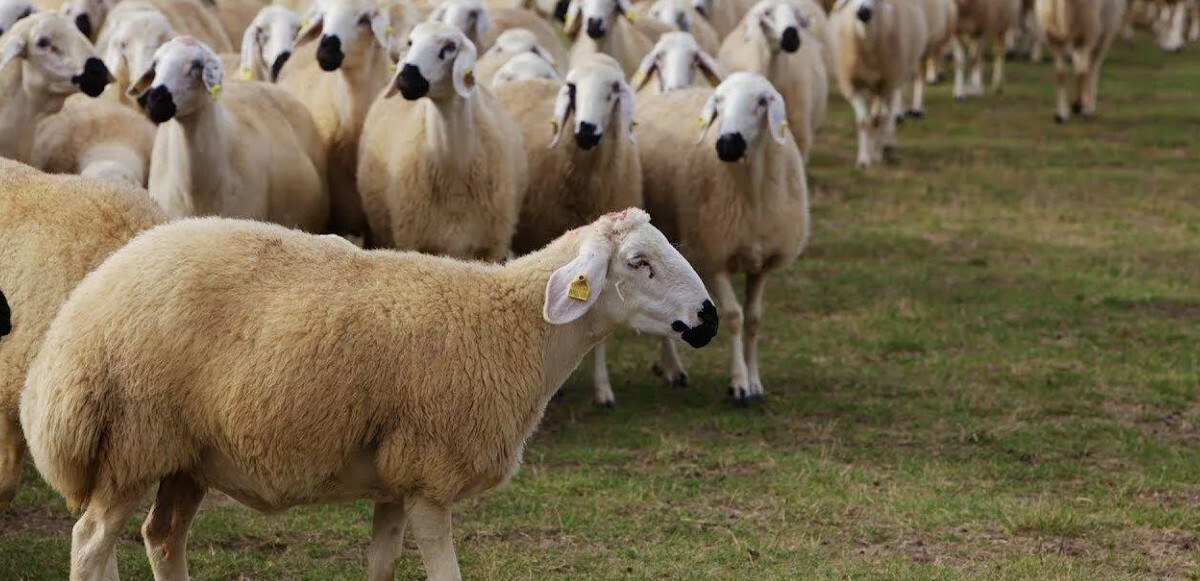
xmin=95 ymin=7 xmax=175 ymax=107
xmin=477 ymin=27 xmax=561 ymax=87
xmin=31 ymin=93 xmax=155 ymax=185
xmin=635 ymin=0 xmax=723 ymax=53
xmin=952 ymin=0 xmax=1022 ymax=97
xmin=358 ymin=22 xmax=528 ymax=260
xmin=21 ymin=209 xmax=716 ymax=580
xmin=898 ymin=0 xmax=957 ymax=117
xmin=495 ymin=55 xmax=642 ymax=406
xmin=490 ymin=46 xmax=561 ymax=85
xmin=0 ymin=159 xmax=164 ymax=511
xmin=133 ymin=37 xmax=329 ymax=231
xmin=632 ymin=31 xmax=722 ymax=94
xmin=237 ymin=5 xmax=303 ymax=82
xmin=1036 ymin=0 xmax=1126 ymax=122
xmin=564 ymin=0 xmax=657 ymax=75
xmin=0 ymin=0 xmax=35 ymax=36
xmin=719 ymin=0 xmax=829 ymax=158
xmin=0 ymin=13 xmax=111 ymax=162
xmin=635 ymin=72 xmax=807 ymax=406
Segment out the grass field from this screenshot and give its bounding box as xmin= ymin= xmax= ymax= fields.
xmin=3 ymin=38 xmax=1200 ymax=580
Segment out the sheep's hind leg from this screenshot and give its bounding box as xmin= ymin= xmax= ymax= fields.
xmin=653 ymin=336 xmax=689 ymax=388
xmin=1053 ymin=51 xmax=1070 ymax=123
xmin=72 ymin=489 xmax=142 ymax=581
xmin=850 ymin=92 xmax=873 ymax=168
xmin=369 ymin=501 xmax=409 ymax=581
xmin=591 ymin=343 xmax=615 ymax=407
xmin=968 ymin=38 xmax=985 ymax=96
xmin=952 ymin=39 xmax=968 ymax=99
xmin=880 ymin=90 xmax=899 ymax=163
xmin=743 ymin=272 xmax=768 ymax=400
xmin=408 ymin=497 xmax=461 ymax=581
xmin=711 ymin=273 xmax=751 ymax=406
xmin=0 ymin=415 xmax=24 ymax=510
xmin=1070 ymin=48 xmax=1091 ymax=115
xmin=991 ymin=35 xmax=1007 ymax=93
xmin=143 ymin=473 xmax=206 ymax=581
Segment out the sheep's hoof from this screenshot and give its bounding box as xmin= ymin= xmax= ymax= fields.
xmin=729 ymin=386 xmax=753 ymax=408
xmin=651 ymin=362 xmax=688 ymax=388
xmin=652 ymin=361 xmax=664 ymax=377
xmin=1054 ymin=114 xmax=1068 ymax=124
xmin=1080 ymin=111 xmax=1096 ymax=121
xmin=594 ymin=398 xmax=616 ymax=409
xmin=906 ymin=109 xmax=924 ymax=119
xmin=954 ymin=94 xmax=966 ymax=101
xmin=1004 ymin=49 xmax=1018 ymax=61
xmin=882 ymin=145 xmax=896 ymax=163
xmin=1071 ymin=101 xmax=1082 ymax=114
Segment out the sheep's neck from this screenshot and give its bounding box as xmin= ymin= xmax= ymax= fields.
xmin=333 ymin=45 xmax=391 ymax=126
xmin=0 ymin=66 xmax=57 ymax=162
xmin=425 ymin=95 xmax=478 ymax=171
xmin=175 ymin=103 xmax=235 ymax=215
xmin=743 ymin=27 xmax=777 ymax=73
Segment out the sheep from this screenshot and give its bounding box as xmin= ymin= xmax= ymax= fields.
xmin=635 ymin=72 xmax=806 ymax=406
xmin=132 ymin=37 xmax=329 ymax=231
xmin=0 ymin=158 xmax=164 ymax=511
xmin=211 ymin=0 xmax=262 ymax=51
xmin=358 ymin=22 xmax=528 ymax=260
xmin=565 ymin=0 xmax=658 ymax=75
xmin=96 ymin=7 xmax=175 ymax=107
xmin=382 ymin=0 xmax=423 ymax=62
xmin=898 ymin=0 xmax=958 ymax=117
xmin=494 ymin=55 xmax=642 ymax=406
xmin=0 ymin=13 xmax=111 ymax=162
xmin=719 ymin=0 xmax=829 ymax=158
xmin=0 ymin=0 xmax=35 ymax=37
xmin=429 ymin=0 xmax=570 ymax=67
xmin=278 ymin=0 xmax=393 ymax=238
xmin=952 ymin=0 xmax=1022 ymax=97
xmin=477 ymin=27 xmax=561 ymax=85
xmin=1036 ymin=0 xmax=1125 ymax=122
xmin=1156 ymin=0 xmax=1193 ymax=50
xmin=491 ymin=50 xmax=561 ymax=84
xmin=65 ymin=0 xmax=233 ymax=51
xmin=237 ymin=5 xmax=303 ymax=81
xmin=634 ymin=0 xmax=722 ymax=53
xmin=31 ymin=93 xmax=155 ymax=186
xmin=830 ymin=0 xmax=926 ymax=167
xmin=690 ymin=0 xmax=742 ymax=36
xmin=20 ymin=209 xmax=716 ymax=581
xmin=632 ymin=31 xmax=723 ymax=94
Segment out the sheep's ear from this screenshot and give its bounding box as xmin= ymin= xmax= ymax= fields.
xmin=548 ymin=82 xmax=572 ymax=148
xmin=128 ymin=63 xmax=155 ymax=97
xmin=767 ymin=89 xmax=787 ymax=144
xmin=695 ymin=48 xmax=722 ymax=87
xmin=695 ymin=90 xmax=716 ymax=144
xmin=370 ymin=9 xmax=393 ymax=52
xmin=544 ymin=238 xmax=612 ymax=325
xmin=239 ymin=25 xmax=262 ymax=80
xmin=617 ymin=0 xmax=633 ymax=19
xmin=295 ymin=12 xmax=323 ymax=46
xmin=202 ymin=54 xmax=223 ymax=97
xmin=474 ymin=7 xmax=491 ymax=38
xmin=531 ymin=44 xmax=556 ymax=66
xmin=428 ymin=4 xmax=447 ymax=22
xmin=631 ymin=47 xmax=659 ymax=91
xmin=0 ymin=36 xmax=27 ymax=74
xmin=563 ymin=0 xmax=582 ymax=36
xmin=452 ymin=39 xmax=477 ymax=98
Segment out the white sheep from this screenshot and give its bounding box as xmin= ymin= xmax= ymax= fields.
xmin=278 ymin=0 xmax=393 ymax=238
xmin=830 ymin=0 xmax=926 ymax=167
xmin=0 ymin=13 xmax=111 ymax=162
xmin=21 ymin=209 xmax=717 ymax=581
xmin=1036 ymin=0 xmax=1126 ymax=122
xmin=95 ymin=7 xmax=175 ymax=107
xmin=211 ymin=0 xmax=262 ymax=51
xmin=1155 ymin=0 xmax=1191 ymax=50
xmin=359 ymin=22 xmax=528 ymax=260
xmin=31 ymin=93 xmax=155 ymax=186
xmin=382 ymin=0 xmax=423 ymax=62
xmin=0 ymin=158 xmax=164 ymax=511
xmin=898 ymin=0 xmax=957 ymax=117
xmin=491 ymin=50 xmax=561 ymax=84
xmin=478 ymin=27 xmax=561 ymax=87
xmin=494 ymin=55 xmax=643 ymax=406
xmin=952 ymin=0 xmax=1022 ymax=97
xmin=719 ymin=0 xmax=829 ymax=158
xmin=635 ymin=72 xmax=807 ymax=405
xmin=132 ymin=37 xmax=329 ymax=231
xmin=237 ymin=5 xmax=303 ymax=82
xmin=428 ymin=0 xmax=570 ymax=67
xmin=690 ymin=0 xmax=742 ymax=37
xmin=67 ymin=0 xmax=233 ymax=51
xmin=632 ymin=31 xmax=723 ymax=94
xmin=0 ymin=0 xmax=35 ymax=37
xmin=635 ymin=0 xmax=722 ymax=53
xmin=565 ymin=0 xmax=657 ymax=75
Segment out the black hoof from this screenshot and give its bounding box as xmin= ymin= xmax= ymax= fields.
xmin=729 ymin=386 xmax=752 ymax=408
xmin=1080 ymin=111 xmax=1095 ymax=121
xmin=673 ymin=373 xmax=689 ymax=389
xmin=651 ymin=362 xmax=664 ymax=377
xmin=1054 ymin=114 xmax=1067 ymax=124
xmin=894 ymin=115 xmax=905 ymax=125
xmin=595 ymin=399 xmax=616 ymax=409
xmin=954 ymin=94 xmax=966 ymax=101
xmin=882 ymin=145 xmax=896 ymax=163
xmin=906 ymin=109 xmax=924 ymax=119
xmin=1071 ymin=102 xmax=1082 ymax=114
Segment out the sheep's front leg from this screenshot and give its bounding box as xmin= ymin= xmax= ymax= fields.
xmin=72 ymin=490 xmax=141 ymax=581
xmin=1070 ymin=48 xmax=1091 ymax=115
xmin=0 ymin=416 xmax=23 ymax=510
xmin=369 ymin=502 xmax=409 ymax=581
xmin=910 ymin=68 xmax=927 ymax=118
xmin=711 ymin=273 xmax=751 ymax=406
xmin=591 ymin=343 xmax=615 ymax=407
xmin=743 ymin=272 xmax=768 ymax=399
xmin=879 ymin=91 xmax=898 ymax=163
xmin=408 ymin=497 xmax=461 ymax=581
xmin=1053 ymin=51 xmax=1070 ymax=123
xmin=892 ymin=82 xmax=908 ymax=123
xmin=1161 ymin=1 xmax=1187 ymax=51
xmin=1189 ymin=0 xmax=1199 ymax=41
xmin=991 ymin=35 xmax=1007 ymax=93
xmin=850 ymin=92 xmax=873 ymax=168
xmin=952 ymin=38 xmax=968 ymax=99
xmin=924 ymin=54 xmax=941 ymax=84
xmin=142 ymin=474 xmax=206 ymax=581
xmin=968 ymin=38 xmax=985 ymax=96
xmin=1081 ymin=52 xmax=1105 ymax=118
xmin=653 ymin=336 xmax=689 ymax=388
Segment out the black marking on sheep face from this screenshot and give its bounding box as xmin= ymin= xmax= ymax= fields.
xmin=139 ymin=85 xmax=177 ymax=124
xmin=75 ymin=13 xmax=92 ymax=38
xmin=780 ymin=27 xmax=800 ymax=52
xmin=586 ymin=17 xmax=606 ymax=39
xmin=270 ymin=51 xmax=292 ymax=81
xmin=317 ymin=35 xmax=345 ymax=71
xmin=72 ymin=58 xmax=111 ymax=97
xmin=0 ymin=289 xmax=11 ymax=337
xmin=856 ymin=6 xmax=873 ymax=22
xmin=396 ymin=64 xmax=429 ymax=100
xmin=672 ymin=300 xmax=718 ymax=348
xmin=575 ymin=121 xmax=601 ymax=150
xmin=554 ymin=0 xmax=570 ymax=21
xmin=715 ymin=133 xmax=747 ymax=162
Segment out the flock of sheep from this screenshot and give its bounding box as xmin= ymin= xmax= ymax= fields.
xmin=0 ymin=0 xmax=1191 ymax=576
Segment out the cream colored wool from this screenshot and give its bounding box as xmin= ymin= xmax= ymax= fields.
xmin=898 ymin=0 xmax=957 ymax=115
xmin=1036 ymin=0 xmax=1125 ymax=121
xmin=32 ymin=93 xmax=155 ymax=186
xmin=565 ymin=0 xmax=661 ymax=75
xmin=477 ymin=28 xmax=562 ymax=88
xmin=211 ymin=0 xmax=262 ymax=51
xmin=952 ymin=0 xmax=1021 ymax=97
xmin=632 ymin=0 xmax=723 ymax=53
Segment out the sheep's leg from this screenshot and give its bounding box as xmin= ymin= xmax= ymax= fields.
xmin=1189 ymin=0 xmax=1199 ymax=41
xmin=968 ymin=39 xmax=985 ymax=96
xmin=711 ymin=273 xmax=751 ymax=406
xmin=911 ymin=67 xmax=927 ymax=117
xmin=1162 ymin=1 xmax=1187 ymax=50
xmin=924 ymin=54 xmax=940 ymax=84
xmin=369 ymin=502 xmax=409 ymax=581
xmin=952 ymin=39 xmax=968 ymax=99
xmin=850 ymin=92 xmax=873 ymax=168
xmin=743 ymin=272 xmax=767 ymax=399
xmin=1081 ymin=54 xmax=1104 ymax=117
xmin=0 ymin=416 xmax=23 ymax=510
xmin=991 ymin=35 xmax=1007 ymax=93
xmin=142 ymin=473 xmax=205 ymax=581
xmin=591 ymin=343 xmax=615 ymax=407
xmin=72 ymin=490 xmax=141 ymax=581
xmin=653 ymin=336 xmax=689 ymax=388
xmin=1070 ymin=49 xmax=1091 ymax=115
xmin=880 ymin=90 xmax=898 ymax=162
xmin=408 ymin=497 xmax=461 ymax=581
xmin=893 ymin=82 xmax=908 ymax=124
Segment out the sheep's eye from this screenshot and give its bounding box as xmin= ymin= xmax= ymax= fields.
xmin=758 ymin=96 xmax=769 ymax=108
xmin=358 ymin=14 xmax=372 ymax=26
xmin=627 ymin=256 xmax=654 ymax=277
xmin=35 ymin=37 xmax=50 ymax=49
xmin=439 ymin=43 xmax=455 ymax=59
xmin=407 ymin=38 xmax=413 ymax=46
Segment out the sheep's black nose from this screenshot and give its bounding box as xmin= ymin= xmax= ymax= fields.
xmin=586 ymin=17 xmax=606 ymax=39
xmin=554 ymin=0 xmax=570 ymax=21
xmin=139 ymin=85 xmax=176 ymax=124
xmin=672 ymin=299 xmax=719 ymax=349
xmin=575 ymin=121 xmax=602 ymax=150
xmin=715 ymin=133 xmax=747 ymax=162
xmin=270 ymin=51 xmax=292 ymax=81
xmin=316 ymin=35 xmax=344 ymax=71
xmin=780 ymin=26 xmax=800 ymax=52
xmin=396 ymin=64 xmax=429 ymax=100
xmin=856 ymin=6 xmax=872 ymax=22
xmin=75 ymin=13 xmax=92 ymax=38
xmin=71 ymin=58 xmax=111 ymax=97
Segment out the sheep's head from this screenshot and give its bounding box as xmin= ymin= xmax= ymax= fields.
xmin=484 ymin=28 xmax=556 ymax=67
xmin=59 ymin=0 xmax=110 ymax=39
xmin=381 ymin=0 xmax=420 ymax=63
xmin=427 ymin=0 xmax=490 ymax=48
xmin=387 ymin=21 xmax=475 ymax=100
xmin=128 ymin=36 xmax=222 ymax=124
xmin=833 ymin=0 xmax=878 ymax=23
xmin=696 ymin=72 xmax=789 ymax=162
xmin=549 ymin=55 xmax=632 ymax=150
xmin=564 ymin=0 xmax=632 ymax=41
xmin=632 ymin=31 xmax=720 ymax=93
xmin=296 ymin=0 xmax=391 ymax=72
xmin=101 ymin=9 xmax=174 ymax=92
xmin=690 ymin=0 xmax=717 ymax=20
xmin=491 ymin=51 xmax=559 ymax=86
xmin=240 ymin=6 xmax=302 ymax=81
xmin=544 ymin=208 xmax=717 ymax=349
xmin=646 ymin=0 xmax=696 ymax=33
xmin=744 ymin=0 xmax=808 ymax=53
xmin=0 ymin=13 xmax=111 ymax=100
xmin=0 ymin=0 xmax=35 ymax=38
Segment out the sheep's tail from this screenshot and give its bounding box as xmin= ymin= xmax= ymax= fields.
xmin=0 ymin=289 xmax=10 ymax=337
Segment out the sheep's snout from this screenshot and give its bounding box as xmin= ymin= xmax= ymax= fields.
xmin=554 ymin=0 xmax=570 ymax=21
xmin=855 ymin=6 xmax=872 ymax=22
xmin=671 ymin=299 xmax=718 ymax=348
xmin=575 ymin=121 xmax=602 ymax=150
xmin=586 ymin=17 xmax=606 ymax=39
xmin=75 ymin=13 xmax=92 ymax=38
xmin=715 ymin=132 xmax=747 ymax=162
xmin=72 ymin=58 xmax=111 ymax=97
xmin=271 ymin=51 xmax=292 ymax=81
xmin=316 ymin=35 xmax=345 ymax=71
xmin=396 ymin=63 xmax=430 ymax=100
xmin=139 ymin=85 xmax=177 ymax=124
xmin=780 ymin=26 xmax=800 ymax=52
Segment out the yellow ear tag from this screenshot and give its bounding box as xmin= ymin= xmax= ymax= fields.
xmin=238 ymin=68 xmax=254 ymax=81
xmin=549 ymin=118 xmax=559 ymax=134
xmin=780 ymin=120 xmax=788 ymax=130
xmin=385 ymin=25 xmax=394 ymax=35
xmin=624 ymin=10 xmax=635 ymax=22
xmin=631 ymin=70 xmax=645 ymax=86
xmin=567 ymin=274 xmax=590 ymax=302
xmin=208 ymin=84 xmax=222 ymax=100
xmin=390 ymin=61 xmax=398 ymax=73
xmin=464 ymin=68 xmax=475 ymax=86
xmin=697 ymin=115 xmax=706 ymax=128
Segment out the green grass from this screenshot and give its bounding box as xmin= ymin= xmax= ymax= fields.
xmin=4 ymin=38 xmax=1200 ymax=580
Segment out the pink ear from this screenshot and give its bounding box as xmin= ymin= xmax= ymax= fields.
xmin=543 ymin=238 xmax=612 ymax=324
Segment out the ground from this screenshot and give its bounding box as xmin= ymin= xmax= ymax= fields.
xmin=3 ymin=38 xmax=1200 ymax=581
